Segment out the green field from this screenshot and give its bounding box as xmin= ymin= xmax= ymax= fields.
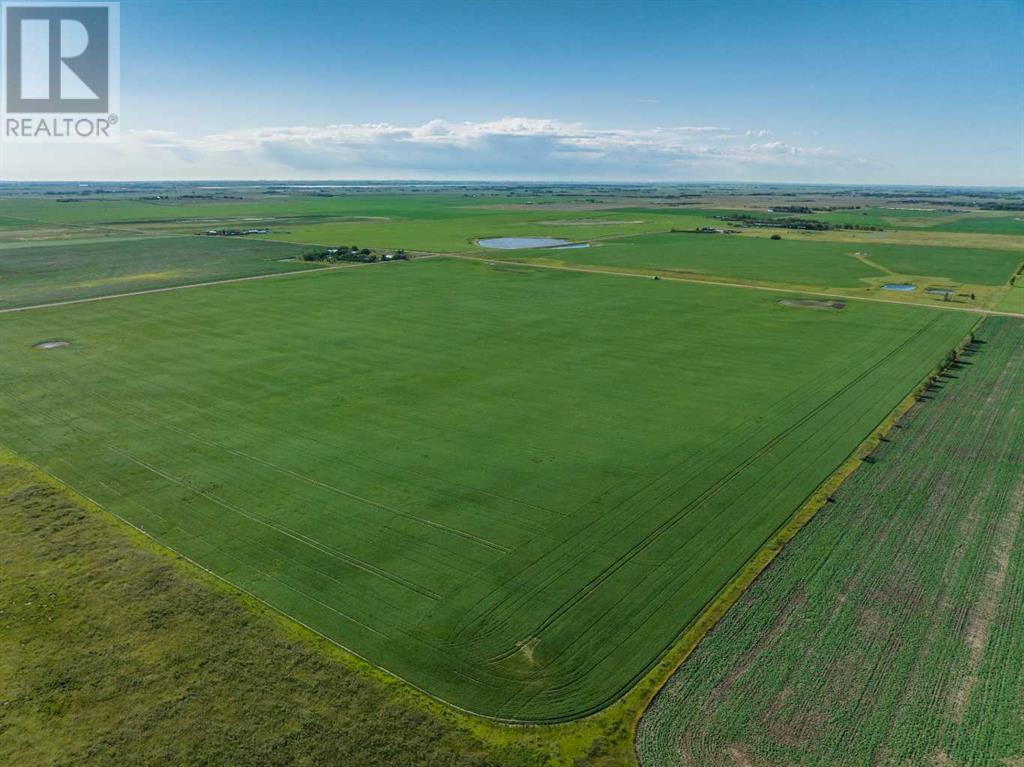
xmin=2 ymin=195 xmax=1021 ymax=313
xmin=932 ymin=214 xmax=1024 ymax=236
xmin=637 ymin=316 xmax=1024 ymax=767
xmin=0 ymin=194 xmax=713 ymax=251
xmin=839 ymin=207 xmax=1024 ymax=236
xmin=995 ymin=280 xmax=1024 ymax=313
xmin=0 ymin=236 xmax=316 ymax=309
xmin=513 ymin=231 xmax=1023 ymax=292
xmin=0 ymin=257 xmax=974 ymax=720
xmin=0 ymin=456 xmax=555 ymax=767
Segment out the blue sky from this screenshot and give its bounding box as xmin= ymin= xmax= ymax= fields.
xmin=6 ymin=0 xmax=1023 ymax=184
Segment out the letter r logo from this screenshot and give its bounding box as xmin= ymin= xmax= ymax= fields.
xmin=4 ymin=4 xmax=111 ymax=113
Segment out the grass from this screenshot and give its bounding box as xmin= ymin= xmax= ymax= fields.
xmin=933 ymin=214 xmax=1024 ymax=236
xmin=995 ymin=279 xmax=1024 ymax=313
xmin=715 ymin=205 xmax=1024 ymax=237
xmin=636 ymin=316 xmax=1024 ymax=767
xmin=511 ymin=231 xmax=1023 ymax=296
xmin=0 ymin=236 xmax=317 ymax=309
xmin=2 ymin=194 xmax=1019 ymax=294
xmin=263 ymin=208 xmax=719 ymax=253
xmin=0 ymin=451 xmax=553 ymax=767
xmin=0 ymin=257 xmax=975 ymax=721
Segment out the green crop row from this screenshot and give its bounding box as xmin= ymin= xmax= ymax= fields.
xmin=637 ymin=316 xmax=1024 ymax=767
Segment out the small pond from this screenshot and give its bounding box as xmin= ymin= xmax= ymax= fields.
xmin=882 ymin=283 xmax=916 ymax=292
xmin=477 ymin=237 xmax=589 ymax=250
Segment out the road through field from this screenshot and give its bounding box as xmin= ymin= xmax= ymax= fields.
xmin=446 ymin=253 xmax=1024 ymax=318
xmin=0 ymin=254 xmax=441 ymax=314
xmin=3 ymin=250 xmax=1022 ymax=319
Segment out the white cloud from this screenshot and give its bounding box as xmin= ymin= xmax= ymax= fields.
xmin=2 ymin=117 xmax=866 ymax=181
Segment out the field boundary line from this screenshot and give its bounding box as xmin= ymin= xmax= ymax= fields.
xmin=4 ymin=248 xmax=1021 ymax=319
xmin=0 ymin=443 xmax=591 ymax=737
xmin=0 ymin=329 xmax=990 ymax=763
xmin=625 ymin=321 xmax=984 ymax=762
xmin=445 ymin=253 xmax=1024 ymax=319
xmin=0 ymin=254 xmax=443 ymax=314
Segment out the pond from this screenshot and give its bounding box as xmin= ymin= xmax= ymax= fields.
xmin=477 ymin=237 xmax=589 ymax=250
xmin=882 ymin=283 xmax=916 ymax=292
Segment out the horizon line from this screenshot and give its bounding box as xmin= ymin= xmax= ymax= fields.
xmin=1 ymin=179 xmax=1022 ymax=191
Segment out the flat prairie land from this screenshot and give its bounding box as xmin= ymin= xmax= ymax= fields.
xmin=637 ymin=316 xmax=1024 ymax=767
xmin=0 ymin=195 xmax=716 ymax=253
xmin=513 ymin=231 xmax=1023 ymax=297
xmin=0 ymin=455 xmax=551 ymax=767
xmin=995 ymin=281 xmax=1024 ymax=313
xmin=0 ymin=236 xmax=316 ymax=309
xmin=0 ymin=257 xmax=974 ymax=720
xmin=932 ymin=214 xmax=1024 ymax=236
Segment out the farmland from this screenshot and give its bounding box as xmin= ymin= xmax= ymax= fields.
xmin=511 ymin=230 xmax=1022 ymax=294
xmin=0 ymin=236 xmax=315 ymax=309
xmin=2 ymin=190 xmax=1019 ymax=312
xmin=637 ymin=316 xmax=1024 ymax=767
xmin=0 ymin=453 xmax=551 ymax=767
xmin=1 ymin=183 xmax=1022 ymax=767
xmin=0 ymin=253 xmax=976 ymax=721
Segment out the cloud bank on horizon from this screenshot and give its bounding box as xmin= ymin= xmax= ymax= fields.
xmin=2 ymin=116 xmax=869 ymax=182
xmin=1 ymin=0 xmax=1020 ymax=185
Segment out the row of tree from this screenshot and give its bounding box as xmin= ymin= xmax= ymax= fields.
xmin=714 ymin=213 xmax=882 ymax=232
xmin=301 ymin=246 xmax=408 ymax=264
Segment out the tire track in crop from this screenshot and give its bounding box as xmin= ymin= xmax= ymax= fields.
xmin=518 ymin=315 xmax=946 ymax=646
xmin=18 ymin=365 xmax=520 ymax=557
xmin=439 ymin=312 xmax=953 ymax=715
xmin=445 ymin=356 xmax=851 ymax=650
xmin=0 ymin=386 xmax=442 ymax=601
xmin=494 ymin=347 xmax=936 ymax=715
xmin=638 ymin=318 xmax=1024 ymax=766
xmin=444 ymin=317 xmax=945 ymax=660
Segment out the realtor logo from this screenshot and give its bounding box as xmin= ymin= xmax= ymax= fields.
xmin=2 ymin=1 xmax=119 ymax=141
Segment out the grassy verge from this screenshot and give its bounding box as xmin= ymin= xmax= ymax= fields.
xmin=636 ymin=317 xmax=1024 ymax=765
xmin=613 ymin=322 xmax=979 ymax=753
xmin=0 ymin=449 xmax=554 ymax=767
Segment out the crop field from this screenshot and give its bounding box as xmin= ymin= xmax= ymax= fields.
xmin=774 ymin=207 xmax=1024 ymax=236
xmin=2 ymin=194 xmax=1021 ymax=318
xmin=0 ymin=256 xmax=975 ymax=721
xmin=996 ymin=281 xmax=1024 ymax=313
xmin=0 ymin=236 xmax=316 ymax=309
xmin=0 ymin=455 xmax=552 ymax=767
xmin=513 ymin=231 xmax=1023 ymax=294
xmin=0 ymin=194 xmax=716 ymax=251
xmin=637 ymin=316 xmax=1024 ymax=767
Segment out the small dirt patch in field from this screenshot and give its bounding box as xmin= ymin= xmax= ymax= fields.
xmin=726 ymin=744 xmax=755 ymax=767
xmin=33 ymin=340 xmax=70 ymax=350
xmin=779 ymin=299 xmax=846 ymax=310
xmin=516 ymin=637 xmax=540 ymax=665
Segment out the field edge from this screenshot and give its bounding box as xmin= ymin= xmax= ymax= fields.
xmin=0 ymin=320 xmax=981 ymax=766
xmin=625 ymin=319 xmax=982 ymax=761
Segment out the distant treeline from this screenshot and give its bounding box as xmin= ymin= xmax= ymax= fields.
xmin=977 ymin=202 xmax=1024 ymax=212
xmin=203 ymin=228 xmax=269 ymax=237
xmin=715 ymin=213 xmax=882 ymax=232
xmin=770 ymin=205 xmax=864 ymax=214
xmin=301 ymin=246 xmax=408 ymax=264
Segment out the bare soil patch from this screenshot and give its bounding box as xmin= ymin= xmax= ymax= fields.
xmin=778 ymin=299 xmax=846 ymax=310
xmin=32 ymin=340 xmax=70 ymax=350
